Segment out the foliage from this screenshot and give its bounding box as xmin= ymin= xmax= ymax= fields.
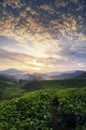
xmin=2 ymin=87 xmax=24 ymax=100
xmin=0 ymin=91 xmax=52 ymax=130
xmin=23 ymin=78 xmax=86 ymax=92
xmin=55 ymin=87 xmax=86 ymax=129
xmin=0 ymin=78 xmax=86 ymax=129
xmin=0 ymin=75 xmax=14 ymax=82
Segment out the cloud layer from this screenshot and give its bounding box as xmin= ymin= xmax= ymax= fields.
xmin=0 ymin=0 xmax=86 ymax=72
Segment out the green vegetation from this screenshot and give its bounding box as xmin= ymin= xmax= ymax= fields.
xmin=0 ymin=74 xmax=25 ymax=100
xmin=0 ymin=86 xmax=23 ymax=101
xmin=2 ymin=87 xmax=24 ymax=100
xmin=54 ymin=87 xmax=86 ymax=130
xmin=0 ymin=81 xmax=14 ymax=100
xmin=0 ymin=91 xmax=52 ymax=130
xmin=0 ymin=74 xmax=15 ymax=83
xmin=0 ymin=80 xmax=13 ymax=89
xmin=23 ymin=78 xmax=86 ymax=92
xmin=0 ymin=78 xmax=86 ymax=129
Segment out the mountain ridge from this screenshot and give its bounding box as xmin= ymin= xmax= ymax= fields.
xmin=0 ymin=69 xmax=86 ymax=80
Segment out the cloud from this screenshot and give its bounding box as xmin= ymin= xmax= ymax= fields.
xmin=0 ymin=0 xmax=86 ymax=71
xmin=0 ymin=48 xmax=45 ymax=71
xmin=39 ymin=5 xmax=55 ymax=14
xmin=1 ymin=0 xmax=85 ymax=43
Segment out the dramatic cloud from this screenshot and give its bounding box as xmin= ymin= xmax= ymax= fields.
xmin=0 ymin=0 xmax=86 ymax=72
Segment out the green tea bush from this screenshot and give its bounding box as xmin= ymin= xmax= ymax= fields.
xmin=0 ymin=86 xmax=86 ymax=130
xmin=56 ymin=87 xmax=86 ymax=129
xmin=0 ymin=91 xmax=52 ymax=130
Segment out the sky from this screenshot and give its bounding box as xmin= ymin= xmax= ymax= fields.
xmin=0 ymin=0 xmax=86 ymax=73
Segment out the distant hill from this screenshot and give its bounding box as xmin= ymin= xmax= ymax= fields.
xmin=74 ymin=71 xmax=86 ymax=78
xmin=0 ymin=69 xmax=46 ymax=81
xmin=50 ymin=71 xmax=86 ymax=80
xmin=0 ymin=68 xmax=25 ymax=76
xmin=0 ymin=69 xmax=86 ymax=80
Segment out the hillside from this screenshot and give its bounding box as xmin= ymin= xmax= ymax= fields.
xmin=1 ymin=78 xmax=86 ymax=101
xmin=74 ymin=72 xmax=86 ymax=78
xmin=0 ymin=68 xmax=25 ymax=75
xmin=0 ymin=74 xmax=15 ymax=82
xmin=0 ymin=74 xmax=23 ymax=100
xmin=0 ymin=78 xmax=86 ymax=129
xmin=0 ymin=74 xmax=15 ymax=91
xmin=50 ymin=71 xmax=86 ymax=80
xmin=0 ymin=87 xmax=86 ymax=130
xmin=22 ymin=78 xmax=86 ymax=92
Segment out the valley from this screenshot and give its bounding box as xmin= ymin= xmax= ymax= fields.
xmin=0 ymin=71 xmax=86 ymax=130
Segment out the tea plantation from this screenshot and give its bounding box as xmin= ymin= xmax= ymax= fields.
xmin=0 ymin=79 xmax=86 ymax=130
